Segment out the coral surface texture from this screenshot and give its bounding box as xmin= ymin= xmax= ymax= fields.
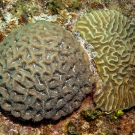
xmin=77 ymin=10 xmax=135 ymax=112
xmin=0 ymin=21 xmax=94 ymax=121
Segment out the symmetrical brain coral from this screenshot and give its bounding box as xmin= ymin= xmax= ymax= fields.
xmin=0 ymin=21 xmax=94 ymax=121
xmin=76 ymin=10 xmax=135 ymax=112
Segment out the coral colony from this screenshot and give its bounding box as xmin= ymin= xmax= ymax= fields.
xmin=0 ymin=21 xmax=94 ymax=121
xmin=77 ymin=10 xmax=135 ymax=112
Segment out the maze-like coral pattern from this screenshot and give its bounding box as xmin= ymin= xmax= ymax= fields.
xmin=0 ymin=21 xmax=94 ymax=121
xmin=77 ymin=10 xmax=135 ymax=112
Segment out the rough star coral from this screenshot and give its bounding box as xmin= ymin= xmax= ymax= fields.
xmin=0 ymin=21 xmax=94 ymax=122
xmin=76 ymin=10 xmax=135 ymax=112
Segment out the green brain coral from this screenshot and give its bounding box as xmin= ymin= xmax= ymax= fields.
xmin=76 ymin=10 xmax=135 ymax=112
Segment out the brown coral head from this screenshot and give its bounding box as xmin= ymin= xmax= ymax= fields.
xmin=0 ymin=21 xmax=94 ymax=122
